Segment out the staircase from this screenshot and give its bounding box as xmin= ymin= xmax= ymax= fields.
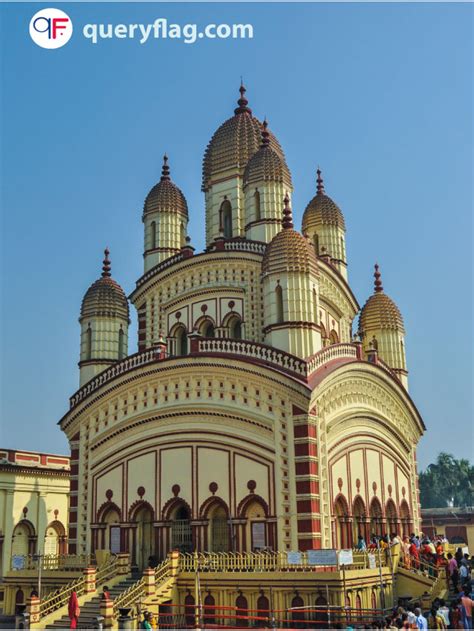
xmin=45 ymin=574 xmax=140 ymax=629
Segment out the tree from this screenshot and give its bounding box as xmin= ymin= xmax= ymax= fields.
xmin=419 ymin=452 xmax=473 ymax=508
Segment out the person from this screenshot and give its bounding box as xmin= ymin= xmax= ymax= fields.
xmin=448 ymin=599 xmax=463 ymax=630
xmin=428 ymin=607 xmax=447 ymax=630
xmin=414 ymin=607 xmax=427 ymax=630
xmin=101 ymin=585 xmax=110 ymax=600
xmin=391 ymin=532 xmax=401 ymax=546
xmin=406 ymin=606 xmax=417 ymax=629
xmin=448 ymin=553 xmax=459 ymax=592
xmin=409 ymin=538 xmax=420 ymax=570
xmin=402 ymin=537 xmax=412 ymax=569
xmin=461 ymin=562 xmax=470 ymax=589
xmin=437 ymin=600 xmax=450 ymax=627
xmin=357 ymin=535 xmax=367 ymax=551
xmin=141 ymin=611 xmax=152 ymax=630
xmin=461 ymin=589 xmax=474 ymax=630
xmin=68 ymin=591 xmax=80 ymax=629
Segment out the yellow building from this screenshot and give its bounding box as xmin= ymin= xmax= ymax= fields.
xmin=58 ymin=84 xmax=425 ymax=570
xmin=422 ymin=507 xmax=474 ymax=549
xmin=0 ymin=449 xmax=69 ymax=612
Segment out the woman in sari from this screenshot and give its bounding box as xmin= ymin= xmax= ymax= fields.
xmin=68 ymin=590 xmax=80 ymax=629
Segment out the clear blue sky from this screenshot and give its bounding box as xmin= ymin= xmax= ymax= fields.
xmin=1 ymin=3 xmax=472 ymax=469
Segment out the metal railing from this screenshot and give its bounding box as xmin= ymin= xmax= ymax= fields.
xmin=179 ymin=550 xmax=385 ymax=573
xmin=11 ymin=554 xmax=94 ymax=571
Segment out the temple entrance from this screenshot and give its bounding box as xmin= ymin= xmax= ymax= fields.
xmin=135 ymin=505 xmax=154 ymax=569
xmin=334 ymin=496 xmax=351 ymax=548
xmin=369 ymin=498 xmax=383 ymax=537
xmin=171 ymin=506 xmax=192 ymax=552
xmin=352 ymin=497 xmax=367 ymax=544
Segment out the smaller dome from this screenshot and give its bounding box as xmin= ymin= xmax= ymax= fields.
xmin=243 ymin=120 xmax=292 ymax=188
xmin=262 ymin=196 xmax=318 ymax=276
xmin=80 ymin=249 xmax=130 ymax=322
xmin=359 ymin=264 xmax=404 ymax=332
xmin=302 ymin=169 xmax=345 ymax=232
xmin=143 ymin=155 xmax=188 ymax=218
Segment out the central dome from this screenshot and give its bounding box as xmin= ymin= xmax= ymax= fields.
xmin=202 ymin=85 xmax=284 ymax=191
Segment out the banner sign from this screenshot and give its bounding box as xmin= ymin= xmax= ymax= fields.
xmin=307 ymin=549 xmax=338 ymax=566
xmin=287 ymin=551 xmax=303 ymax=565
xmin=12 ymin=555 xmax=25 ymax=570
xmin=338 ymin=549 xmax=354 ymax=565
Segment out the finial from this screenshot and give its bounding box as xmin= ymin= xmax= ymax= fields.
xmin=234 ymin=82 xmax=252 ymax=115
xmin=261 ymin=118 xmax=270 ymax=147
xmin=316 ymin=167 xmax=325 ymax=195
xmin=102 ymin=248 xmax=111 ymax=278
xmin=282 ymin=193 xmax=293 ymax=229
xmin=161 ymin=154 xmax=170 ymax=181
xmin=374 ymin=263 xmax=383 ymax=293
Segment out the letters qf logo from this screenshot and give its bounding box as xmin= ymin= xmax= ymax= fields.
xmin=29 ymin=8 xmax=73 ymax=49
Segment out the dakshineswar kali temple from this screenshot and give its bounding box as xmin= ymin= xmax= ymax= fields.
xmin=58 ymin=83 xmax=424 ymax=567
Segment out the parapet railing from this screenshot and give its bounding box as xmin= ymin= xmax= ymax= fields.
xmin=178 ymin=550 xmax=386 ymax=574
xmin=223 ymin=239 xmax=267 ymax=254
xmin=11 ymin=554 xmax=94 ymax=572
xmin=68 ymin=341 xmax=396 ymax=410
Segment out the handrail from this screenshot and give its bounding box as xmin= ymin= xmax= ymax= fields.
xmin=11 ymin=554 xmax=94 ymax=571
xmin=112 ymin=578 xmax=145 ymax=615
xmin=306 ymin=343 xmax=358 ymax=374
xmin=39 ymin=554 xmax=117 ymax=619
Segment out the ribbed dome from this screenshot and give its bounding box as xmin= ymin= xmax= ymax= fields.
xmin=202 ymin=85 xmax=284 ymax=191
xmin=262 ymin=196 xmax=318 ymax=276
xmin=243 ymin=120 xmax=292 ymax=188
xmin=302 ymin=169 xmax=345 ymax=232
xmin=80 ymin=250 xmax=130 ymax=322
xmin=359 ymin=265 xmax=404 ymax=332
xmin=144 ymin=155 xmax=188 ymax=217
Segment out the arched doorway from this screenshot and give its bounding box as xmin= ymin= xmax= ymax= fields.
xmin=385 ymin=499 xmax=399 ymax=536
xmin=135 ymin=505 xmax=154 ymax=569
xmin=203 ymin=594 xmax=215 ymax=625
xmin=184 ymin=593 xmax=195 ymax=627
xmin=334 ymin=495 xmax=351 ymax=548
xmin=102 ymin=506 xmax=121 ymax=553
xmin=314 ymin=595 xmax=328 ymax=629
xmin=369 ymin=498 xmax=383 ymax=538
xmin=399 ymin=500 xmax=412 ymax=538
xmin=208 ymin=505 xmax=229 ymax=552
xmin=256 ymin=594 xmax=270 ymax=627
xmin=200 ymin=318 xmax=215 ymax=338
xmin=291 ymin=595 xmax=305 ymax=627
xmin=44 ymin=521 xmax=66 ymax=561
xmin=244 ymin=500 xmax=267 ymax=551
xmin=227 ymin=315 xmax=242 ymax=340
xmin=170 ymin=324 xmax=188 ymax=356
xmin=235 ymin=594 xmax=248 ymax=627
xmin=171 ymin=505 xmax=192 ymax=552
xmin=352 ymin=496 xmax=367 ymax=544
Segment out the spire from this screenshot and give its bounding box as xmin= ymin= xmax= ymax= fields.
xmin=374 ymin=263 xmax=383 ymax=293
xmin=160 ymin=154 xmax=170 ymax=181
xmin=282 ymin=193 xmax=293 ymax=229
xmin=261 ymin=118 xmax=270 ymax=147
xmin=234 ymin=82 xmax=252 ymax=115
xmin=316 ymin=167 xmax=325 ymax=195
xmin=102 ymin=248 xmax=111 ymax=278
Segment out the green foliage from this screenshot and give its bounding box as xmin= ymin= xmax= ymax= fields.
xmin=419 ymin=452 xmax=474 ymax=508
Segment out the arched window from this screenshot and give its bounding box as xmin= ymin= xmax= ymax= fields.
xmin=171 ymin=505 xmax=192 ymax=552
xmin=320 ymin=323 xmax=328 ymax=347
xmin=228 ymin=316 xmax=242 ymax=340
xmin=254 ymin=190 xmax=261 ymax=221
xmin=399 ymin=500 xmax=412 ymax=538
xmin=11 ymin=522 xmax=34 ymax=560
xmin=118 ymin=328 xmax=125 ymax=360
xmin=86 ymin=326 xmax=92 ymax=360
xmin=352 ymin=496 xmax=367 ymax=544
xmin=173 ymin=325 xmax=188 ymax=356
xmin=44 ymin=521 xmax=66 ymax=558
xmin=102 ymin=506 xmax=121 ymax=553
xmin=221 ymin=200 xmax=233 ymax=238
xmin=151 ymin=220 xmax=157 ymax=250
xmin=275 ymin=284 xmax=284 ymax=323
xmin=334 ymin=495 xmax=351 ymax=548
xmin=313 ymin=234 xmax=320 ymax=255
xmin=329 ymin=329 xmax=339 ymax=345
xmin=201 ymin=320 xmax=215 ymax=338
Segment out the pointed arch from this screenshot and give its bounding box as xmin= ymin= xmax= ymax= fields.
xmin=204 ymin=593 xmax=216 ymax=625
xmin=162 ymin=497 xmax=192 ymax=521
xmin=399 ymin=499 xmax=412 ymax=538
xmin=128 ymin=500 xmax=155 ymax=522
xmin=237 ymin=494 xmax=269 ymax=519
xmin=97 ymin=501 xmax=122 ymax=523
xmin=333 ymin=494 xmax=351 ymax=548
xmin=199 ymin=496 xmax=229 ymax=519
xmin=369 ymin=497 xmax=384 ymax=537
xmin=352 ymin=495 xmax=367 ymax=543
xmin=235 ymin=594 xmax=248 ymax=627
